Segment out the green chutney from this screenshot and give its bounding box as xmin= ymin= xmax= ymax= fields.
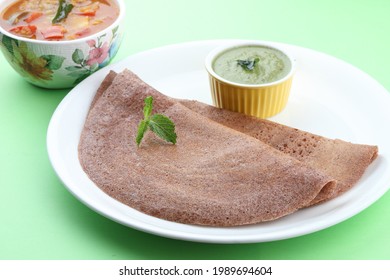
xmin=212 ymin=45 xmax=291 ymax=85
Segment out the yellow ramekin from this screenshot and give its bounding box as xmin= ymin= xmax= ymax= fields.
xmin=205 ymin=41 xmax=296 ymax=118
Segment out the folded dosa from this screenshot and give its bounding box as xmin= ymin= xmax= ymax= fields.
xmin=179 ymin=100 xmax=378 ymax=205
xmin=93 ymin=71 xmax=378 ymax=206
xmin=78 ymin=69 xmax=336 ymax=226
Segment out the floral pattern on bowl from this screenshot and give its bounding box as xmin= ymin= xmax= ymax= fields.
xmin=0 ymin=26 xmax=122 ymax=89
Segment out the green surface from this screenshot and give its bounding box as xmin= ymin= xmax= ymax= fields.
xmin=1 ymin=0 xmax=389 ymax=260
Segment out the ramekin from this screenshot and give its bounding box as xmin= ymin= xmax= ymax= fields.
xmin=205 ymin=41 xmax=296 ymax=118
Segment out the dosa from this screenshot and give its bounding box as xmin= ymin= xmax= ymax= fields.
xmin=93 ymin=71 xmax=378 ymax=206
xmin=179 ymin=100 xmax=378 ymax=205
xmin=78 ymin=70 xmax=336 ymax=226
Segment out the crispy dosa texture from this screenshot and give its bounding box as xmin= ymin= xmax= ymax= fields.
xmin=179 ymin=100 xmax=378 ymax=205
xmin=78 ymin=69 xmax=336 ymax=226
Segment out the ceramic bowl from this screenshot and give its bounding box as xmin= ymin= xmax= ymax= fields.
xmin=0 ymin=0 xmax=125 ymax=89
xmin=205 ymin=41 xmax=296 ymax=118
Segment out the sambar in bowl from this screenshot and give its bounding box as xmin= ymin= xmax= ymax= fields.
xmin=0 ymin=0 xmax=125 ymax=88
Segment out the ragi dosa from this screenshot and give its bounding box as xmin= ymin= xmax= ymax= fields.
xmin=78 ymin=69 xmax=337 ymax=226
xmin=92 ymin=71 xmax=378 ymax=206
xmin=179 ymin=100 xmax=378 ymax=205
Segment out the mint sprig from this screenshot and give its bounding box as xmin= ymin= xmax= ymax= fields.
xmin=136 ymin=96 xmax=177 ymax=147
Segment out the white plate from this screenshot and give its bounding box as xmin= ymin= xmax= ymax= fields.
xmin=47 ymin=40 xmax=390 ymax=243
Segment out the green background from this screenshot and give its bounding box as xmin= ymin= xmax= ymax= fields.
xmin=1 ymin=0 xmax=389 ymax=259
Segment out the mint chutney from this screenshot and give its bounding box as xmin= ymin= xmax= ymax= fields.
xmin=212 ymin=45 xmax=292 ymax=85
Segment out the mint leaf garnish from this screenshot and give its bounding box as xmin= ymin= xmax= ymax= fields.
xmin=135 ymin=119 xmax=149 ymax=147
xmin=149 ymin=114 xmax=177 ymax=144
xmin=143 ymin=96 xmax=153 ymax=118
xmin=237 ymin=58 xmax=260 ymax=71
xmin=136 ymin=96 xmax=177 ymax=147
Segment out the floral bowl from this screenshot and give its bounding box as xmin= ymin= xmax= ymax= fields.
xmin=0 ymin=0 xmax=125 ymax=89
